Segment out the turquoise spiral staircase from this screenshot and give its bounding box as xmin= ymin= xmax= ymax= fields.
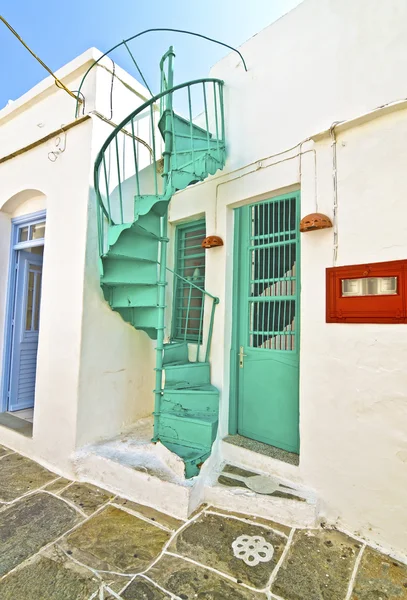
xmin=94 ymin=48 xmax=225 ymax=477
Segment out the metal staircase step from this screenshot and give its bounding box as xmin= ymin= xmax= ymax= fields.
xmin=163 ymin=342 xmax=189 ymax=365
xmin=158 ymin=109 xmax=213 ymax=145
xmin=113 ymin=307 xmax=158 ymax=339
xmin=160 ymin=441 xmax=210 ymax=479
xmin=164 ymin=361 xmax=210 ymax=387
xmin=161 ymin=385 xmax=219 ymax=415
xmin=108 ymin=229 xmax=158 ymax=262
xmin=108 ymin=285 xmax=159 ymax=308
xmin=102 ymin=259 xmax=158 ymax=286
xmin=157 ymin=412 xmax=218 ymax=456
xmin=132 ymin=307 xmax=161 ymax=329
xmin=135 ymin=195 xmax=170 ymax=220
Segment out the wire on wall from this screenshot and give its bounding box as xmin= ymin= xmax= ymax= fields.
xmin=48 ymin=125 xmax=67 ymax=162
xmin=330 ymin=123 xmax=339 ymax=266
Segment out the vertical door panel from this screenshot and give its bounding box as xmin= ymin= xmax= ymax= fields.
xmin=8 ymin=251 xmax=43 ymax=411
xmin=235 ymin=193 xmax=300 ymax=452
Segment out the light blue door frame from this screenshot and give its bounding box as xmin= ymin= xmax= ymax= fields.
xmin=1 ymin=211 xmax=46 ymax=413
xmin=8 ymin=251 xmax=43 ymax=411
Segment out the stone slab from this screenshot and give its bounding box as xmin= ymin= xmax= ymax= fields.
xmin=207 ymin=506 xmax=291 ymax=537
xmin=115 ymin=497 xmax=184 ymax=531
xmin=62 ymin=505 xmax=170 ymax=574
xmin=351 ymin=547 xmax=407 ymax=599
xmin=170 ymin=512 xmax=286 ymax=589
xmin=147 ymin=553 xmax=266 ymax=599
xmin=272 ymin=528 xmax=361 ymax=600
xmin=60 ymin=482 xmax=115 ymax=515
xmin=0 ymin=546 xmax=100 ymax=600
xmin=0 ymin=492 xmax=82 ymax=577
xmin=0 ymin=444 xmax=12 ymax=458
xmin=122 ymin=576 xmax=172 ymax=599
xmin=0 ymin=453 xmax=57 ymax=502
xmin=44 ymin=477 xmax=72 ymax=493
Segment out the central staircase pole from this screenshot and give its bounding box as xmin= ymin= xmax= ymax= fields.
xmin=153 ymin=46 xmax=175 ymax=441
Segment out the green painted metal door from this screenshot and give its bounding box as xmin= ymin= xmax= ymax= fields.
xmin=233 ymin=192 xmax=300 ymax=453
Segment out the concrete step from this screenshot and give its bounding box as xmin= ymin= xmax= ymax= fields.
xmin=205 ymin=462 xmax=320 ymax=529
xmin=73 ymin=418 xmax=196 ymax=520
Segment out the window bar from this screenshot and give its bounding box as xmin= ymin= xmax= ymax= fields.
xmin=149 ymin=104 xmax=158 ymax=197
xmin=102 ymin=155 xmax=112 ymax=224
xmin=213 ymin=82 xmax=220 ymax=155
xmin=202 ymin=82 xmax=210 ymax=152
xmin=184 ymin=284 xmax=193 ymax=344
xmin=130 ymin=119 xmax=141 ymax=197
xmin=187 ymin=86 xmax=195 ymax=167
xmin=196 ymin=295 xmax=204 ymax=361
xmin=205 ymin=298 xmax=217 ymax=363
xmin=219 ymin=83 xmax=225 ymax=143
xmin=170 ymin=97 xmax=177 ymax=169
xmin=114 ymin=136 xmax=124 ymax=223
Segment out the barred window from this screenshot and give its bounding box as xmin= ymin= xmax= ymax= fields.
xmin=172 ymin=220 xmax=206 ymax=342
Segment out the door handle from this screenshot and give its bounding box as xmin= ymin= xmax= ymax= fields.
xmin=239 ymin=346 xmax=247 ymax=369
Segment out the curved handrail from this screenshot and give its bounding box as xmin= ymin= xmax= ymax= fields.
xmin=166 ymin=266 xmax=219 ymax=303
xmin=94 ymin=77 xmax=224 ymax=224
xmin=168 ymin=267 xmax=219 ymax=362
xmin=76 ymin=28 xmax=246 ymax=117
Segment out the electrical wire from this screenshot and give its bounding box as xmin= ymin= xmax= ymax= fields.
xmin=0 ymin=14 xmax=82 ymax=104
xmin=109 ymin=59 xmax=115 ymax=120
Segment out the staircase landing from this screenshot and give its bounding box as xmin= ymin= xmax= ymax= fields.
xmin=73 ymin=418 xmax=196 ymax=520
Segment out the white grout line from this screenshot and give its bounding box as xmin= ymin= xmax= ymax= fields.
xmin=58 ymin=545 xmax=103 ymax=581
xmin=0 ymin=496 xmax=114 ymax=582
xmin=345 ymin=543 xmax=366 ymax=600
xmin=41 ymin=490 xmax=88 ymax=518
xmin=0 ymin=475 xmax=63 ymax=506
xmin=0 ymin=450 xmax=16 ymax=460
xmin=53 ymin=480 xmax=76 ymax=495
xmin=268 ymin=592 xmax=287 ymax=600
xmin=102 ymin=584 xmax=124 ymax=599
xmin=267 ymin=528 xmax=296 ymax=589
xmin=109 ymin=501 xmax=173 ymax=534
xmin=165 ymin=550 xmax=267 ymax=594
xmin=137 ymin=573 xmax=182 ymax=599
xmin=204 ymin=508 xmax=289 ymax=538
xmin=119 ymin=505 xmax=208 ymax=596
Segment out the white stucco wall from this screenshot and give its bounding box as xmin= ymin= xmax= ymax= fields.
xmin=168 ymin=0 xmax=407 ymax=557
xmin=0 ymin=49 xmax=155 ymax=470
xmin=0 ymin=0 xmax=406 ymax=559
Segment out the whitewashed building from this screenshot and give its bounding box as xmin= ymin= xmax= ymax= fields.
xmin=1 ymin=0 xmax=406 ymax=561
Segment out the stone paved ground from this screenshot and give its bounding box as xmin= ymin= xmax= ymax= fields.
xmin=0 ymin=444 xmax=406 ymax=599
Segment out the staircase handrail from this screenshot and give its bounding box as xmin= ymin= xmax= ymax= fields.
xmin=94 ymin=77 xmax=225 ymax=231
xmin=166 ymin=266 xmax=219 ymax=304
xmin=75 ymin=28 xmax=247 ymax=118
xmin=167 ymin=267 xmax=219 ymax=363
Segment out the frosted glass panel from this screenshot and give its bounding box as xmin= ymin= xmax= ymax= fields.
xmin=341 ymin=277 xmax=397 ymax=297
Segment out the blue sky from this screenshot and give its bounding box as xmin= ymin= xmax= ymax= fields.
xmin=0 ymin=0 xmax=303 ymax=108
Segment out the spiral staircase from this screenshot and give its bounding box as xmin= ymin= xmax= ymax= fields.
xmin=94 ymin=47 xmax=225 ymax=478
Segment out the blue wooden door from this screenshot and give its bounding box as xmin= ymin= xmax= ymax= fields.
xmin=8 ymin=251 xmax=43 ymax=411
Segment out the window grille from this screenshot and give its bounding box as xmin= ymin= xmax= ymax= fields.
xmin=172 ymin=219 xmax=206 ymax=342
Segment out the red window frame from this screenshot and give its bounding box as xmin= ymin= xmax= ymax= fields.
xmin=326 ymin=259 xmax=407 ymax=323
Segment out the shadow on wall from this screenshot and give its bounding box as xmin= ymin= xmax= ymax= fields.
xmin=74 ymin=187 xmax=156 ymax=448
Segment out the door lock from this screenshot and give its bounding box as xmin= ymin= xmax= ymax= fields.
xmin=239 ymin=346 xmax=247 ymax=368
